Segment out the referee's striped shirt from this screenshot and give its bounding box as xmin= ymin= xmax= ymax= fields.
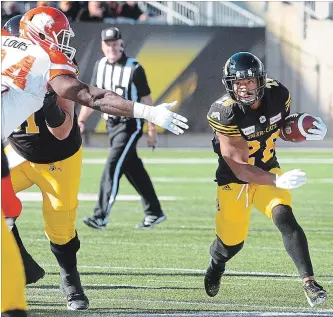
xmin=90 ymin=54 xmax=151 ymax=120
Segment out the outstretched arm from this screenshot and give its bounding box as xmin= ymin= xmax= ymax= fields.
xmin=49 ymin=75 xmax=188 ymax=135
xmin=49 ymin=75 xmax=134 ymax=116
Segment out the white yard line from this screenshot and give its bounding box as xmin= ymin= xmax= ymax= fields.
xmin=38 ymin=264 xmax=333 ymax=280
xmin=16 ymin=192 xmax=182 ymax=201
xmin=87 ymin=147 xmax=333 ymax=152
xmin=83 ymin=158 xmax=333 ymax=165
xmin=150 ymin=177 xmax=333 ymax=184
xmin=23 ymin=238 xmax=333 ymax=253
xmin=26 ymin=294 xmax=333 ymax=315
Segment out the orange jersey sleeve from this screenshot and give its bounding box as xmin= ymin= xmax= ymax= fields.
xmin=47 ymin=50 xmax=77 ymax=82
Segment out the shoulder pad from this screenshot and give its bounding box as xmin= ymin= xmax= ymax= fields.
xmin=215 ymin=95 xmax=237 ymax=108
xmin=48 ymin=50 xmax=74 ymax=67
xmin=48 ymin=50 xmax=77 ymax=80
xmin=265 ymin=78 xmax=291 ymax=113
xmin=207 ymin=96 xmax=241 ymax=136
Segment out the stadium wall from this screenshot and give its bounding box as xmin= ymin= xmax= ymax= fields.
xmin=70 ymin=23 xmax=265 ymax=135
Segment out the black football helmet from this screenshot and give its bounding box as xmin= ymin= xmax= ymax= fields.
xmin=222 ymin=52 xmax=266 ymax=107
xmin=3 ymin=15 xmax=22 ymax=37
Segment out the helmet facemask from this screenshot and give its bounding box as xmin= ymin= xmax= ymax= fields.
xmin=223 ymin=72 xmax=266 ymax=107
xmin=24 ymin=21 xmax=76 ymax=60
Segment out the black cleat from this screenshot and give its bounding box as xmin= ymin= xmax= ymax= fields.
xmin=83 ymin=216 xmax=107 ymax=230
xmin=204 ymin=261 xmax=224 ymax=297
xmin=60 ymin=269 xmax=89 ymax=310
xmin=303 ymin=280 xmax=328 ymax=307
xmin=66 ymin=293 xmax=89 ymax=311
xmin=136 ymin=212 xmax=167 ymax=229
xmin=21 ymin=252 xmax=45 ymax=285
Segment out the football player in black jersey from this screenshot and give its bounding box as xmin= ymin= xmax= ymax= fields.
xmin=205 ymin=52 xmax=328 ymax=307
xmin=3 ymin=16 xmax=88 ymax=311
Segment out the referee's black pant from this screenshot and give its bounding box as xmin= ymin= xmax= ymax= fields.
xmin=93 ymin=118 xmax=163 ymax=221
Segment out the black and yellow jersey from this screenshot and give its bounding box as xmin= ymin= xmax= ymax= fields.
xmin=207 ymin=78 xmax=291 ymax=185
xmin=8 ymin=109 xmax=82 ymax=164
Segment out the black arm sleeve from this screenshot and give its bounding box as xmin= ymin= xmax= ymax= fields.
xmin=132 ymin=65 xmax=151 ymax=98
xmin=90 ymin=60 xmax=100 ymax=86
xmin=43 ymin=91 xmax=66 ymax=128
xmin=1 ymin=142 xmax=10 ymax=179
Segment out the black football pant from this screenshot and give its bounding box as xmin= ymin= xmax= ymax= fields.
xmin=93 ymin=118 xmax=163 ymax=220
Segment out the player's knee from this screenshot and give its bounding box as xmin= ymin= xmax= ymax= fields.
xmin=43 ymin=206 xmax=77 ymax=245
xmin=47 ymin=232 xmax=76 ymax=245
xmin=50 ymin=233 xmax=80 ymax=255
xmin=210 ymin=235 xmax=244 ymax=264
xmin=272 ymin=204 xmax=299 ymax=233
xmin=45 ymin=224 xmax=76 ymax=245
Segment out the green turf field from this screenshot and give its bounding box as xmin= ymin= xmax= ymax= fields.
xmin=18 ymin=148 xmax=333 ymax=317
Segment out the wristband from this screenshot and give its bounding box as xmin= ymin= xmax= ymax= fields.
xmin=133 ymin=102 xmax=152 ymax=120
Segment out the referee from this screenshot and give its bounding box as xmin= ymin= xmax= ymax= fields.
xmin=79 ymin=27 xmax=166 ymax=230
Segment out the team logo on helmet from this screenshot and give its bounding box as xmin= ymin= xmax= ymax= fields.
xmin=30 ymin=13 xmax=55 ymax=33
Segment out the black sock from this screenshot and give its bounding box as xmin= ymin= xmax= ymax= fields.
xmin=273 ymin=205 xmax=314 ymax=279
xmin=50 ymin=234 xmax=80 ymax=273
xmin=210 ymin=236 xmax=244 ymax=271
xmin=12 ymin=224 xmax=24 ymax=248
xmin=11 ymin=224 xmax=31 ymax=259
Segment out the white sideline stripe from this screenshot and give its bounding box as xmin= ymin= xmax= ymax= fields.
xmin=150 ymin=177 xmax=333 ymax=184
xmin=26 ymin=294 xmax=333 ymax=314
xmin=16 ymin=179 xmax=333 ymax=190
xmin=27 ymin=278 xmax=333 ymax=288
xmin=88 ymin=147 xmax=333 ymax=152
xmin=16 ymin=192 xmax=182 ymax=201
xmin=83 ymin=158 xmax=333 ymax=165
xmin=36 ymin=264 xmax=313 ymax=278
xmin=24 ymin=238 xmax=333 ymax=253
xmin=24 ymin=236 xmax=332 ymax=252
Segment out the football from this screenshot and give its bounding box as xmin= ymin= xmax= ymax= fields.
xmin=280 ymin=113 xmax=317 ymax=142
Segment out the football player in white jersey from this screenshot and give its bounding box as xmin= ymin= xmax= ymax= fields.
xmin=0 ymin=6 xmax=186 ymax=312
xmin=1 ymin=6 xmax=188 ymax=139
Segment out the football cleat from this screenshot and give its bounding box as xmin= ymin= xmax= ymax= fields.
xmin=135 ymin=212 xmax=167 ymax=229
xmin=303 ymin=280 xmax=328 ymax=307
xmin=60 ymin=269 xmax=89 ymax=310
xmin=82 ymin=216 xmax=107 ymax=230
xmin=204 ymin=260 xmax=225 ymax=297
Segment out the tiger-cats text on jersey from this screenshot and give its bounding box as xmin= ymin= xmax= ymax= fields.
xmin=207 ymin=79 xmax=291 ymax=185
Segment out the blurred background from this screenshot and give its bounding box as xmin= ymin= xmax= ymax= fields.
xmin=2 ymin=1 xmax=333 ymax=147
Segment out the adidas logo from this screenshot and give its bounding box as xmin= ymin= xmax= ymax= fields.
xmin=221 ymin=184 xmax=232 ymax=190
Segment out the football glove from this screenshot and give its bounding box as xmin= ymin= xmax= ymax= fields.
xmin=305 ymin=117 xmax=327 ymax=141
xmin=135 ymin=101 xmax=189 ymax=135
xmin=275 ymin=169 xmax=307 ymax=190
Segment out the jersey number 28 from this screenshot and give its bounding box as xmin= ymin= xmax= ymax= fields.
xmin=248 ymin=130 xmax=280 ymax=165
